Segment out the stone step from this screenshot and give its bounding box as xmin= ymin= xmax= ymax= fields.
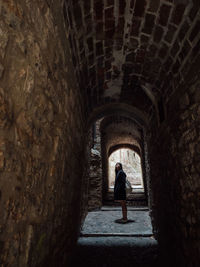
xmin=103 ymin=200 xmax=148 ymax=206
xmin=73 ymin=208 xmax=157 ymax=266
xmin=101 ymin=206 xmax=149 ymax=211
xmin=72 ymin=236 xmax=159 ymax=267
xmin=80 ymin=233 xmax=153 ymax=237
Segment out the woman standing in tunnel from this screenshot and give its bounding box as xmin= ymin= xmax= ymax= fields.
xmin=114 ymin=162 xmax=128 ymax=223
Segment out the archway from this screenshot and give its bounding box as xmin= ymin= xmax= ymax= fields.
xmin=108 ymin=148 xmax=144 ymax=192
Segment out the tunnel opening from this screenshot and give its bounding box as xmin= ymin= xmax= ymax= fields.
xmin=108 ymin=148 xmax=144 ymax=193
xmin=86 ymin=109 xmax=150 ymax=210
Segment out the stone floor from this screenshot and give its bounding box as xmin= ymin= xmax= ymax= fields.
xmin=81 ymin=207 xmax=153 ymax=236
xmin=71 ymin=206 xmax=159 ymax=267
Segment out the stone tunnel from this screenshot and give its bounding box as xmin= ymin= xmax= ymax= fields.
xmin=0 ymin=0 xmax=200 ymax=266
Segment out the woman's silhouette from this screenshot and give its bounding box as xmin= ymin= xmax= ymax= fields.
xmin=114 ymin=162 xmax=128 ymax=223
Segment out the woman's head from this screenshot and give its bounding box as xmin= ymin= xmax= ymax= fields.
xmin=115 ymin=162 xmax=123 ymax=172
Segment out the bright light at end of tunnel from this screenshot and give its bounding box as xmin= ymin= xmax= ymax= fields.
xmin=108 ymin=148 xmax=144 ymax=192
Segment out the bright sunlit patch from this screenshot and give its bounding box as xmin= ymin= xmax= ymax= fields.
xmin=108 ymin=148 xmax=144 ymax=192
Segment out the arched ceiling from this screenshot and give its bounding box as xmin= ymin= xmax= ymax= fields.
xmin=100 ymin=114 xmax=142 ymax=139
xmin=108 ymin=144 xmax=141 ymax=157
xmin=64 ymin=0 xmax=200 ymax=120
xmin=87 ymin=102 xmax=148 ymax=127
xmin=100 ymin=115 xmax=142 ymax=155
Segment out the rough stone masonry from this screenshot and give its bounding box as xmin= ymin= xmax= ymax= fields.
xmin=0 ymin=1 xmax=87 ymax=266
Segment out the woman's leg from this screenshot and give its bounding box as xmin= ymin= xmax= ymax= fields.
xmin=121 ymin=200 xmax=127 ymax=220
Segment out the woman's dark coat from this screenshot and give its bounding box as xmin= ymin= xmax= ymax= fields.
xmin=114 ymin=169 xmax=126 ymax=200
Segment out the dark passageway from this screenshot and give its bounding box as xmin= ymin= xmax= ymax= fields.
xmin=0 ymin=0 xmax=200 ymax=266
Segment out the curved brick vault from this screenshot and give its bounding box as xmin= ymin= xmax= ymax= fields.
xmin=64 ymin=0 xmax=200 ymax=120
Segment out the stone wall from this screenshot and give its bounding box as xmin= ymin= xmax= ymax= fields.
xmin=88 ymin=120 xmax=102 ymax=211
xmin=0 ymin=1 xmax=87 ymax=266
xmin=148 ymin=57 xmax=200 ymax=266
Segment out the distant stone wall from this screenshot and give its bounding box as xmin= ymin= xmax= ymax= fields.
xmin=0 ymin=1 xmax=87 ymax=266
xmin=148 ymin=61 xmax=200 ymax=266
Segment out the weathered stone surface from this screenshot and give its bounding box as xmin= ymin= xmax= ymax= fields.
xmin=0 ymin=1 xmax=87 ymax=266
xmin=0 ymin=63 xmax=4 ymax=78
xmin=148 ymin=64 xmax=200 ymax=266
xmin=88 ymin=120 xmax=102 ymax=211
xmin=73 ymin=236 xmax=158 ymax=267
xmin=179 ymin=93 xmax=190 ymax=109
xmin=82 ymin=208 xmax=153 ymax=235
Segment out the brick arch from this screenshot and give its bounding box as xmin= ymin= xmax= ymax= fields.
xmin=100 ymin=113 xmax=142 ymax=133
xmin=87 ymin=102 xmax=149 ymax=128
xmin=100 ymin=114 xmax=143 ymax=155
xmin=108 ymin=143 xmax=141 ymax=157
